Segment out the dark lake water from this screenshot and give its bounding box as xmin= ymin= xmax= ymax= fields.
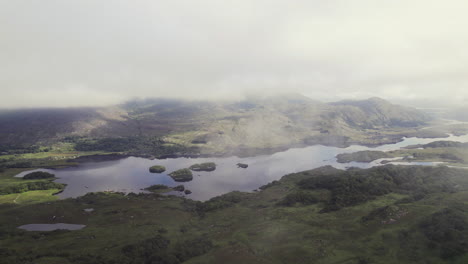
xmin=15 ymin=134 xmax=468 ymax=201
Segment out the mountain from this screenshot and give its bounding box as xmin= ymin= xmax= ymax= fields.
xmin=330 ymin=97 xmax=431 ymax=128
xmin=444 ymin=107 xmax=468 ymax=122
xmin=0 ymin=95 xmax=432 ymax=156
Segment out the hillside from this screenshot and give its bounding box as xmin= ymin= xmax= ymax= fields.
xmin=330 ymin=97 xmax=431 ymax=128
xmin=0 ymin=95 xmax=432 ymax=156
xmin=336 ymin=140 xmax=468 ymax=166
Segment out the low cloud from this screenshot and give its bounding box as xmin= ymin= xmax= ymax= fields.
xmin=1 ymin=0 xmax=468 ymax=108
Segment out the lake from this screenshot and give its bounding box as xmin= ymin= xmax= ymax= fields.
xmin=15 ymin=134 xmax=468 ymax=201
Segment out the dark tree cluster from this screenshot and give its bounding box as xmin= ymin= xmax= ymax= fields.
xmin=0 ymin=181 xmax=65 ymax=195
xmin=296 ymin=165 xmax=459 ymax=212
xmin=23 ymin=171 xmax=55 ymax=180
xmin=121 ymin=235 xmax=213 ymax=264
xmin=420 ymin=207 xmax=468 ymax=259
xmin=73 ymin=136 xmax=199 ymax=157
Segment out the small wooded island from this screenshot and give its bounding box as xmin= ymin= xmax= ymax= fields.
xmin=189 ymin=162 xmax=216 ymax=172
xmin=236 ymin=163 xmax=248 ymax=168
xmin=148 ymin=165 xmax=166 ymax=173
xmin=168 ymin=168 xmax=193 ymax=182
xmin=23 ymin=171 xmax=55 ymax=180
xmin=144 ymin=184 xmax=169 ymax=192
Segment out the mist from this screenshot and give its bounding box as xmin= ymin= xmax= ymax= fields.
xmin=1 ymin=0 xmax=468 ymax=108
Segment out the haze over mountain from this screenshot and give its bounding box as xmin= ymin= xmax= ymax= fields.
xmin=0 ymin=95 xmax=431 ymax=156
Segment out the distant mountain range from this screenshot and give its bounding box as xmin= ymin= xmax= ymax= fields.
xmin=0 ymin=94 xmax=432 ymax=156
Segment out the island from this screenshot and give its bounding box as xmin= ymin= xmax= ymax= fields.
xmin=336 ymin=151 xmax=392 ymax=163
xmin=23 ymin=171 xmax=55 ymax=180
xmin=149 ymin=165 xmax=166 ymax=173
xmin=144 ymin=184 xmax=171 ymax=192
xmin=189 ymin=162 xmax=216 ymax=172
xmin=236 ymin=163 xmax=248 ymax=168
xmin=173 ymin=185 xmax=185 ymax=192
xmin=168 ymin=169 xmax=193 ymax=182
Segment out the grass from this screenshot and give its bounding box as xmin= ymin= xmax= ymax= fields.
xmin=0 ymin=150 xmax=117 ymax=201
xmin=0 ymin=143 xmax=111 ymax=161
xmin=0 ymin=168 xmax=54 ymax=187
xmin=0 ymin=161 xmax=467 ymax=263
xmin=0 ymin=189 xmax=60 ymax=205
xmin=0 ymin=168 xmax=65 ymax=204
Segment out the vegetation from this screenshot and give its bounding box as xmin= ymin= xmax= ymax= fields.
xmin=121 ymin=234 xmax=212 ymax=263
xmin=336 ymin=150 xmax=392 ymax=163
xmin=0 ymin=144 xmax=48 ymax=155
xmin=192 ymin=191 xmax=252 ymax=214
xmin=335 ymin=140 xmax=468 ymax=166
xmin=144 ymin=184 xmax=170 ymax=192
xmin=168 ymin=169 xmax=193 ymax=182
xmin=420 ymin=206 xmax=468 ymax=259
xmin=236 ymin=163 xmax=248 ymax=168
xmin=0 ymin=189 xmax=60 ymax=205
xmin=0 ymin=165 xmax=468 ymax=263
xmin=297 ymin=165 xmax=458 ymax=212
xmin=259 ymin=180 xmax=280 ymax=190
xmin=189 ymin=162 xmax=216 ymax=172
xmin=417 ymin=141 xmax=467 ymax=148
xmin=149 ymin=165 xmax=166 ymax=173
xmin=277 ymin=191 xmax=319 ymax=206
xmin=73 ymin=136 xmax=199 ymax=158
xmin=173 ymin=185 xmax=185 ymax=192
xmin=23 ymin=171 xmax=55 ymax=180
xmin=0 ymin=181 xmax=65 ymax=195
xmin=362 ymin=205 xmax=399 ymax=221
xmin=2 ymin=96 xmax=468 ymax=263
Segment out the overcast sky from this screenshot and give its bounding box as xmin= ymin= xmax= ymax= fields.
xmin=1 ymin=0 xmax=468 ymax=108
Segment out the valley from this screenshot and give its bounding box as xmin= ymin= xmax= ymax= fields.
xmin=1 ymin=96 xmax=468 ymax=264
xmin=3 ymin=2 xmax=468 ymax=263
xmin=0 ymin=95 xmax=437 ymax=158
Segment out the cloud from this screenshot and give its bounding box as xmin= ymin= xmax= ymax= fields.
xmin=1 ymin=0 xmax=468 ymax=107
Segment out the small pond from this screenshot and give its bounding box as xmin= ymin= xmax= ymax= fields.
xmin=18 ymin=223 xmax=86 ymax=231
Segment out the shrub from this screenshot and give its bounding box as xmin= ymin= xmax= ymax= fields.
xmin=277 ymin=191 xmax=319 ymax=206
xmin=174 ymin=237 xmax=213 ymax=262
xmin=420 ymin=207 xmax=468 ymax=259
xmin=195 ymin=191 xmax=249 ymax=214
xmin=297 ymin=165 xmax=459 ymax=212
xmin=145 ymin=184 xmax=169 ymax=191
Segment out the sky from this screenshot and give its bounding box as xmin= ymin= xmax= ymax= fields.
xmin=1 ymin=0 xmax=468 ymax=108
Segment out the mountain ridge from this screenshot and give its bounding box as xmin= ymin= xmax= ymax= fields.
xmin=0 ymin=95 xmax=432 ymax=156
